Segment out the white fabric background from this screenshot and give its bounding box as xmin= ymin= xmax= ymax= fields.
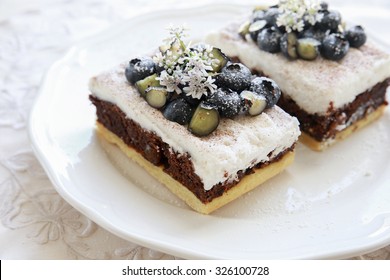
xmin=1 ymin=0 xmax=390 ymax=259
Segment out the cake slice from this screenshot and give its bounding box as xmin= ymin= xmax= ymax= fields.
xmin=89 ymin=26 xmax=300 ymax=214
xmin=206 ymin=0 xmax=390 ymax=151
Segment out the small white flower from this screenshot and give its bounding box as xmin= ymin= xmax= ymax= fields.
xmin=151 ymin=26 xmax=218 ymax=99
xmin=182 ymin=69 xmax=217 ymax=99
xmin=157 ymin=70 xmax=182 ymax=94
xmin=277 ymin=0 xmax=322 ymax=32
xmin=153 ymin=51 xmax=164 ymax=66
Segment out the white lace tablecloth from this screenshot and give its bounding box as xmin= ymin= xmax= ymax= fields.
xmin=1 ymin=0 xmax=390 ymax=260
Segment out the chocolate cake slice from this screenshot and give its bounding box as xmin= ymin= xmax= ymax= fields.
xmin=89 ymin=27 xmax=300 ymax=214
xmin=206 ymin=0 xmax=390 ymax=151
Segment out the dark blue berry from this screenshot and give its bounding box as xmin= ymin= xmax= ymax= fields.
xmin=251 ymin=10 xmax=265 ymax=23
xmin=345 ymin=25 xmax=366 ymax=48
xmin=320 ymin=1 xmax=329 ymax=11
xmin=249 ymin=20 xmax=268 ymax=41
xmin=125 ymin=57 xmax=156 ymax=84
xmin=299 ymin=27 xmax=326 ymax=42
xmin=215 ymin=63 xmax=252 ymax=92
xmin=205 ymin=88 xmax=241 ymax=118
xmin=321 ymin=33 xmax=350 ymax=61
xmin=263 ymin=7 xmax=280 ymax=27
xmin=182 ymin=93 xmax=202 ymax=107
xmin=250 ymin=77 xmax=281 ymax=108
xmin=163 ymin=98 xmax=194 ymax=125
xmin=317 ymin=10 xmax=341 ymax=32
xmin=257 ymin=27 xmax=282 ymax=53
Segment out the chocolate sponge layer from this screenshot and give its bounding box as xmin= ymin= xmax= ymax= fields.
xmin=277 ymin=78 xmax=389 ymax=142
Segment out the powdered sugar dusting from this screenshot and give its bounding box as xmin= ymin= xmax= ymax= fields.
xmin=206 ymin=22 xmax=390 ymax=115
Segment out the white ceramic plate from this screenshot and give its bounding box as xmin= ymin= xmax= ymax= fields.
xmin=29 ymin=3 xmax=390 ymax=259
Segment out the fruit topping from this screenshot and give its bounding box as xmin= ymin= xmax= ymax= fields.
xmin=280 ymin=32 xmax=298 ymax=60
xmin=257 ymin=27 xmax=282 ymax=53
xmin=188 ymin=102 xmax=220 ymax=137
xmin=135 ymin=74 xmax=160 ymax=97
xmin=249 ymin=20 xmax=268 ymax=41
xmin=321 ymin=33 xmax=349 ymax=61
xmin=125 ymin=57 xmax=156 ymax=84
xmin=205 ymin=88 xmax=241 ymax=118
xmin=125 ymin=26 xmax=282 ymax=137
xmin=316 ymin=10 xmax=341 ymax=32
xmin=251 ymin=9 xmax=266 ymax=22
xmin=345 ymin=25 xmax=367 ymax=48
xmin=263 ymin=7 xmax=280 ymax=28
xmin=297 ymin=38 xmax=321 ymax=60
xmin=209 ymin=47 xmax=229 ymax=72
xmin=241 ymin=90 xmax=267 ymax=116
xmin=163 ymin=98 xmax=194 ymax=125
xmin=240 ymin=1 xmax=367 ymax=61
xmin=299 ymin=27 xmax=326 ymax=42
xmin=319 ymin=1 xmax=328 ymax=10
xmin=215 ymin=63 xmax=252 ymax=92
xmin=238 ymin=20 xmax=251 ymax=38
xmin=250 ymin=77 xmax=281 ymax=108
xmin=145 ymin=87 xmax=168 ymax=109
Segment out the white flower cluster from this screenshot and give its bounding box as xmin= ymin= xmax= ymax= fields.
xmin=153 ymin=26 xmax=218 ymax=99
xmin=276 ymin=0 xmax=323 ymax=33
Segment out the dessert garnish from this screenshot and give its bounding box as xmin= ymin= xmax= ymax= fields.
xmin=239 ymin=0 xmax=367 ymax=61
xmin=125 ymin=25 xmax=281 ymax=136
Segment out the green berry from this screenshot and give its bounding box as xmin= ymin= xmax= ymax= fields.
xmin=241 ymin=90 xmax=267 ymax=116
xmin=280 ymin=32 xmax=298 ymax=60
xmin=145 ymin=87 xmax=168 ymax=109
xmin=188 ymin=102 xmax=220 ymax=137
xmin=297 ymin=38 xmax=321 ymax=60
xmin=135 ymin=74 xmax=160 ymax=97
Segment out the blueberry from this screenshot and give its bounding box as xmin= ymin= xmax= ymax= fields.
xmin=215 ymin=63 xmax=252 ymax=92
xmin=188 ymin=102 xmax=220 ymax=137
xmin=205 ymin=88 xmax=241 ymax=118
xmin=317 ymin=10 xmax=341 ymax=32
xmin=263 ymin=7 xmax=280 ymax=27
xmin=280 ymin=32 xmax=298 ymax=60
xmin=135 ymin=74 xmax=160 ymax=97
xmin=320 ymin=1 xmax=329 ymax=11
xmin=297 ymin=38 xmax=321 ymax=60
xmin=345 ymin=25 xmax=366 ymax=48
xmin=299 ymin=27 xmax=326 ymax=42
xmin=240 ymin=90 xmax=267 ymax=116
xmin=321 ymin=33 xmax=350 ymax=61
xmin=257 ymin=27 xmax=282 ymax=53
xmin=209 ymin=47 xmax=229 ymax=72
xmin=249 ymin=20 xmax=268 ymax=41
xmin=163 ymin=98 xmax=194 ymax=125
xmin=182 ymin=92 xmax=202 ymax=107
xmin=238 ymin=20 xmax=251 ymax=39
xmin=251 ymin=10 xmax=265 ymax=23
xmin=250 ymin=77 xmax=281 ymax=108
xmin=125 ymin=57 xmax=156 ymax=84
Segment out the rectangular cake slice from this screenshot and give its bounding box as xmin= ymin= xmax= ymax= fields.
xmin=89 ymin=26 xmax=300 ymax=214
xmin=89 ymin=61 xmax=300 ymax=214
xmin=206 ymin=2 xmax=390 ymax=151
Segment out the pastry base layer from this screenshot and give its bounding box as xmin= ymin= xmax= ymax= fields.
xmin=299 ymin=104 xmax=386 ymax=151
xmin=96 ymin=122 xmax=295 ymax=214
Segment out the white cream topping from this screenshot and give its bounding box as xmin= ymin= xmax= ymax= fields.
xmin=89 ymin=64 xmax=300 ymax=190
xmin=206 ymin=22 xmax=390 ymax=115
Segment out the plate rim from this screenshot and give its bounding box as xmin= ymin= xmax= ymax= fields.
xmin=29 ymin=2 xmax=390 ymax=259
